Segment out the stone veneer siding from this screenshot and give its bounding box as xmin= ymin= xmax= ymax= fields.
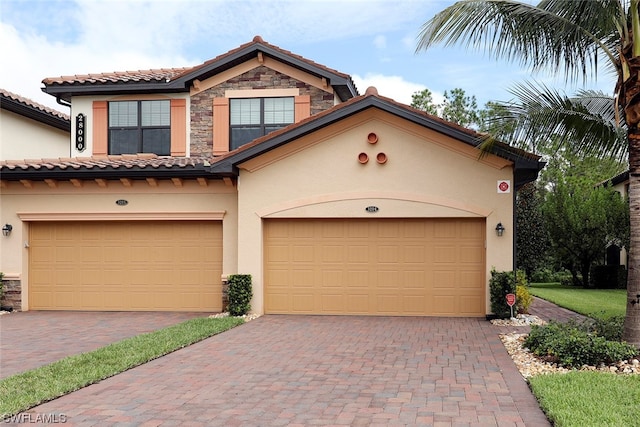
xmin=190 ymin=65 xmax=335 ymax=156
xmin=1 ymin=279 xmax=21 ymax=311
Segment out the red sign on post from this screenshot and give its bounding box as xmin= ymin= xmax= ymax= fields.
xmin=506 ymin=293 xmax=516 ymax=306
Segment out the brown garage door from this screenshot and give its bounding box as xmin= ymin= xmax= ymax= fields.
xmin=29 ymin=221 xmax=222 ymax=311
xmin=264 ymin=218 xmax=485 ymax=316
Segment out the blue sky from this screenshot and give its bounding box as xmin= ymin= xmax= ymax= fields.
xmin=0 ymin=0 xmax=614 ymax=113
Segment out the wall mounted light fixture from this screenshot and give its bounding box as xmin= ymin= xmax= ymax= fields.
xmin=2 ymin=224 xmax=13 ymax=237
xmin=495 ymin=222 xmax=505 ymax=237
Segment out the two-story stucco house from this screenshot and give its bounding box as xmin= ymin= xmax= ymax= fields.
xmin=0 ymin=36 xmax=544 ymax=316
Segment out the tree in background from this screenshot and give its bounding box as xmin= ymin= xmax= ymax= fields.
xmin=440 ymin=88 xmax=480 ymax=128
xmin=516 ymin=182 xmax=548 ymax=278
xmin=411 ymin=87 xmax=480 ymax=128
xmin=410 ymin=88 xmax=438 ymax=116
xmin=417 ymin=0 xmax=640 ymax=347
xmin=543 ymin=171 xmax=628 ymax=288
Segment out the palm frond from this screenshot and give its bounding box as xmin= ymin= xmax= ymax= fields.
xmin=480 ymin=82 xmax=627 ymax=161
xmin=417 ymin=0 xmax=623 ymax=83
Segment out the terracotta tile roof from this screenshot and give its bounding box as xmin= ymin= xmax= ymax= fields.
xmin=175 ymin=35 xmax=353 ymax=82
xmin=42 ymin=68 xmax=192 ymax=86
xmin=0 ymin=88 xmax=70 ymax=121
xmin=0 ymin=154 xmax=214 ymax=172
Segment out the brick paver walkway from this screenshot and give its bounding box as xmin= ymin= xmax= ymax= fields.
xmin=17 ymin=316 xmax=550 ymax=426
xmin=0 ymin=311 xmax=203 ymax=378
xmin=528 ymin=297 xmax=589 ymax=323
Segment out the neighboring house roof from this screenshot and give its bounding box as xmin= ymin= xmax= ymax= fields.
xmin=0 ymin=89 xmax=543 ymax=185
xmin=0 ymin=154 xmax=213 ymax=181
xmin=211 ymin=87 xmax=544 ymax=189
xmin=608 ymin=169 xmax=629 ymax=186
xmin=0 ymin=88 xmax=70 ymax=132
xmin=42 ymin=36 xmax=359 ymax=102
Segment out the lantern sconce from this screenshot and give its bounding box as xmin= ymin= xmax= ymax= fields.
xmin=495 ymin=222 xmax=505 ymax=237
xmin=2 ymin=224 xmax=13 ymax=237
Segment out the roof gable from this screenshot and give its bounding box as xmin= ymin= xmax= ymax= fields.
xmin=42 ymin=36 xmax=358 ymax=102
xmin=209 ymin=88 xmax=544 ymax=189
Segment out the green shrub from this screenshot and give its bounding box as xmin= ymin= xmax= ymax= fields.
xmin=530 ymin=268 xmax=572 ymax=285
xmin=524 ymin=321 xmax=638 ymax=368
xmin=227 ymin=274 xmax=252 ymax=316
xmin=489 ymin=269 xmax=516 ymax=319
xmin=589 ymin=265 xmax=627 ymax=289
xmin=516 ymin=285 xmax=532 ymax=314
xmin=575 ymin=315 xmax=625 ymax=342
xmin=531 ymin=268 xmax=554 ymax=283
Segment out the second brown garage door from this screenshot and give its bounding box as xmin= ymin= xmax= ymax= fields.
xmin=29 ymin=221 xmax=222 ymax=311
xmin=264 ymin=218 xmax=485 ymax=316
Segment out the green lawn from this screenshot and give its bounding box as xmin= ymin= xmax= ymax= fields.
xmin=0 ymin=316 xmax=244 ymax=416
xmin=529 ymin=372 xmax=640 ymax=427
xmin=527 ymin=283 xmax=638 ymax=426
xmin=529 ymin=283 xmax=626 ymax=319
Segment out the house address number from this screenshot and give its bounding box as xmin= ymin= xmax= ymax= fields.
xmin=76 ymin=114 xmax=86 ymax=152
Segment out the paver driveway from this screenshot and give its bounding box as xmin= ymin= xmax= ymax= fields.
xmin=13 ymin=315 xmax=549 ymax=426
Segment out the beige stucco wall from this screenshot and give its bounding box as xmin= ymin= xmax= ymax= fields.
xmin=0 ymin=109 xmax=70 ymax=160
xmin=70 ymin=94 xmax=190 ymax=158
xmin=0 ymin=179 xmax=238 ymax=310
xmin=236 ymin=109 xmax=515 ymax=315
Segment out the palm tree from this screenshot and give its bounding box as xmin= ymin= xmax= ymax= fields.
xmin=417 ymin=0 xmax=640 ymax=347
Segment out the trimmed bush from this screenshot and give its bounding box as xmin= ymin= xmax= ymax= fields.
xmin=524 ymin=321 xmax=638 ymax=368
xmin=489 ymin=269 xmax=516 ymax=319
xmin=227 ymin=274 xmax=252 ymax=316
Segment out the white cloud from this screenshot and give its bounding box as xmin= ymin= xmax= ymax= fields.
xmin=352 ymin=73 xmax=442 ymax=106
xmin=0 ymin=0 xmax=433 ymax=111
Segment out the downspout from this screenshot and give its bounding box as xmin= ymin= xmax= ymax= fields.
xmin=56 ymin=96 xmax=71 ymax=108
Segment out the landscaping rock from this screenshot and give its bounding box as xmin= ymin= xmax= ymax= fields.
xmin=499 ymin=331 xmax=640 ymax=378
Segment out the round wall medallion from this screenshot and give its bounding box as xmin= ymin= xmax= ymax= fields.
xmin=358 ymin=152 xmax=369 ymax=164
xmin=376 ymin=152 xmax=388 ymax=164
xmin=367 ymin=132 xmax=378 ymax=144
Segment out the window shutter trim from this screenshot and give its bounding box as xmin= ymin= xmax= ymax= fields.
xmin=213 ymin=97 xmax=230 ymax=155
xmin=170 ymin=99 xmax=187 ymax=156
xmin=92 ymin=101 xmax=108 ymax=155
xmin=294 ymin=95 xmax=311 ymax=121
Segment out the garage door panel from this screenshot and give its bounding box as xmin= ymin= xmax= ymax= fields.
xmin=29 ymin=221 xmax=222 ymax=312
xmin=321 ymin=294 xmax=345 ymax=312
xmin=346 ymin=270 xmax=369 ymax=286
xmin=292 ymin=294 xmax=315 ymax=312
xmin=293 ymin=245 xmax=314 ymax=262
xmin=433 ymin=270 xmax=456 ymax=288
xmin=376 ymin=294 xmax=401 ymax=313
xmin=264 ymin=218 xmax=485 ymax=316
